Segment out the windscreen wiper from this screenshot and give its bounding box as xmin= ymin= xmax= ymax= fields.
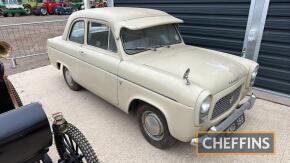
xmin=126 ymin=47 xmax=157 ymax=51
xmin=126 ymin=44 xmax=171 ymax=51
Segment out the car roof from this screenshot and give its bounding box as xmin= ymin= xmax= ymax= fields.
xmin=71 ymin=7 xmax=170 ymax=23
xmin=63 ymin=7 xmax=183 ymax=40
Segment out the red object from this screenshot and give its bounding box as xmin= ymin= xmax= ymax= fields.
xmin=42 ymin=0 xmax=61 ymax=14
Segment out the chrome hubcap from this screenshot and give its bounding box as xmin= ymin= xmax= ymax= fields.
xmin=41 ymin=9 xmax=47 ymax=14
xmin=142 ymin=111 xmax=164 ymax=141
xmin=65 ymin=70 xmax=73 ymax=86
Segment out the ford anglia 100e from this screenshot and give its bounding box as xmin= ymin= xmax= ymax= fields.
xmin=48 ymin=7 xmax=259 ymax=149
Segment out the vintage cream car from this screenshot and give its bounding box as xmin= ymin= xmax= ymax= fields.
xmin=48 ymin=7 xmax=259 ymax=149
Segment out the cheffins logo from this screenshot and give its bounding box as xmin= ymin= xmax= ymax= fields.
xmin=196 ymin=131 xmax=275 ymax=155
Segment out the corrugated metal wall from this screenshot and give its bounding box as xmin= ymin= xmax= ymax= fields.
xmin=255 ymin=0 xmax=290 ymax=95
xmin=115 ymin=0 xmax=251 ymax=56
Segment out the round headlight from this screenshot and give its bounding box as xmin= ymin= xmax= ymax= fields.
xmin=250 ymin=71 xmax=258 ymax=86
xmin=200 ymin=96 xmax=212 ymax=114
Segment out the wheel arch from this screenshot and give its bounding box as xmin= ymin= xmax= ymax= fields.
xmin=55 ymin=60 xmax=69 ymax=71
xmin=128 ymin=97 xmax=169 ymax=125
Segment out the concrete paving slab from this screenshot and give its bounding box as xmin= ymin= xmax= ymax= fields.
xmin=10 ymin=65 xmax=290 ymax=163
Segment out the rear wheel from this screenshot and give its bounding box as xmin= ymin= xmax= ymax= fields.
xmin=54 ymin=123 xmax=99 ymax=163
xmin=40 ymin=7 xmax=48 ymax=15
xmin=137 ymin=104 xmax=177 ymax=149
xmin=63 ymin=67 xmax=81 ymax=91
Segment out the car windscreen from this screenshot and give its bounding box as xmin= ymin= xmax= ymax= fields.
xmin=121 ymin=24 xmax=182 ymax=55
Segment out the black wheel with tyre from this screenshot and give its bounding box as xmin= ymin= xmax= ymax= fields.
xmin=54 ymin=123 xmax=99 ymax=163
xmin=24 ymin=6 xmax=32 ymax=15
xmin=40 ymin=7 xmax=48 ymax=15
xmin=6 ymin=79 xmax=23 ymax=108
xmin=137 ymin=104 xmax=177 ymax=149
xmin=63 ymin=67 xmax=81 ymax=91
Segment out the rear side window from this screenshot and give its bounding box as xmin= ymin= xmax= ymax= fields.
xmin=87 ymin=22 xmax=117 ymax=53
xmin=69 ymin=21 xmax=85 ymax=44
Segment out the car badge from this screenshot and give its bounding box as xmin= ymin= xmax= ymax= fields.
xmin=229 ymin=77 xmax=240 ymax=85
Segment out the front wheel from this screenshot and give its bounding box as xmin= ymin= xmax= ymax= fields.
xmin=24 ymin=6 xmax=32 ymax=15
xmin=54 ymin=123 xmax=99 ymax=163
xmin=63 ymin=67 xmax=81 ymax=91
xmin=137 ymin=104 xmax=177 ymax=149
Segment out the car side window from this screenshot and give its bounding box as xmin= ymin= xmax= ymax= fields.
xmin=69 ymin=21 xmax=85 ymax=44
xmin=87 ymin=22 xmax=117 ymax=53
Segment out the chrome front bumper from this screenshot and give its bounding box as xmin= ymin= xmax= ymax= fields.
xmin=190 ymin=94 xmax=256 ymax=146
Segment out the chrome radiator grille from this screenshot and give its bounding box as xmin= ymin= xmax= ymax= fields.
xmin=211 ymin=86 xmax=242 ymax=119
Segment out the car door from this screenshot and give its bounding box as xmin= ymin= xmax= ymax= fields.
xmin=62 ymin=19 xmax=86 ymax=84
xmin=79 ymin=20 xmax=120 ymax=105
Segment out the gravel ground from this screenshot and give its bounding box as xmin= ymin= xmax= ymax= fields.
xmin=9 ymin=65 xmax=290 ymax=163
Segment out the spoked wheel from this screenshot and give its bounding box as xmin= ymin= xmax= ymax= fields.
xmin=6 ymin=79 xmax=23 ymax=108
xmin=54 ymin=123 xmax=99 ymax=163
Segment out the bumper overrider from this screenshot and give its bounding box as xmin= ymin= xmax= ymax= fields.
xmin=190 ymin=94 xmax=256 ymax=146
